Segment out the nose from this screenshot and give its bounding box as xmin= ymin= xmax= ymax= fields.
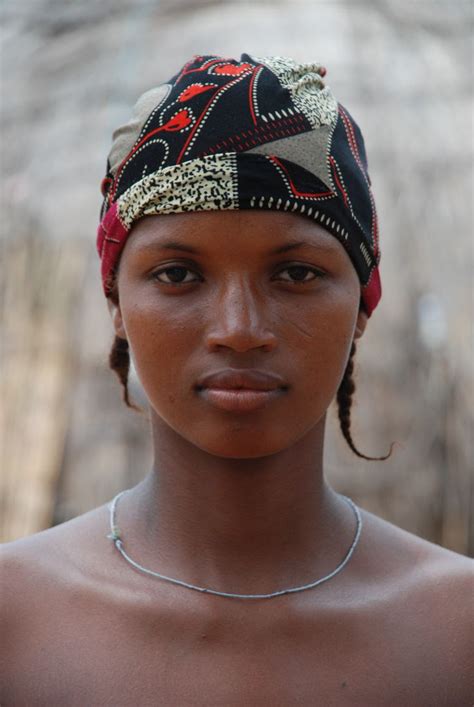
xmin=205 ymin=277 xmax=278 ymax=353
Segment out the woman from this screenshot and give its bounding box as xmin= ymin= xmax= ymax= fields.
xmin=2 ymin=54 xmax=472 ymax=705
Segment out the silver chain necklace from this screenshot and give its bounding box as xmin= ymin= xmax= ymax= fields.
xmin=106 ymin=489 xmax=362 ymax=600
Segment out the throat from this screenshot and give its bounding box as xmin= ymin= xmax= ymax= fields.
xmin=110 ymin=478 xmax=358 ymax=598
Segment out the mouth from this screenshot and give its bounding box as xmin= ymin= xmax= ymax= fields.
xmin=196 ymin=386 xmax=286 ymax=413
xmin=194 ymin=367 xmax=289 ymax=412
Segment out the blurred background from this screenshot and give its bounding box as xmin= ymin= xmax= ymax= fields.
xmin=1 ymin=0 xmax=472 ymax=554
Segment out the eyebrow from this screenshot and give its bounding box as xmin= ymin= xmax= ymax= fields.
xmin=270 ymin=240 xmax=318 ymax=255
xmin=141 ymin=239 xmax=331 ymax=255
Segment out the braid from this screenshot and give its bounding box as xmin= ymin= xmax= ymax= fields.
xmin=337 ymin=341 xmax=394 ymax=460
xmin=108 ymin=336 xmax=142 ymax=412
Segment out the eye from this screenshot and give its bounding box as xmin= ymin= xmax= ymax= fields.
xmin=275 ymin=264 xmax=325 ymax=284
xmin=152 ymin=265 xmax=201 ymax=286
xmin=151 ymin=263 xmax=325 ymax=288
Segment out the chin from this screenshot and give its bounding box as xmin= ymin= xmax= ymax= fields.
xmin=193 ymin=433 xmax=295 ymax=459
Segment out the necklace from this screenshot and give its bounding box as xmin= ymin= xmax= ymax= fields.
xmin=106 ymin=489 xmax=362 ymax=600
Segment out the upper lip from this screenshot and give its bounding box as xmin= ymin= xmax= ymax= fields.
xmin=196 ymin=368 xmax=287 ymax=391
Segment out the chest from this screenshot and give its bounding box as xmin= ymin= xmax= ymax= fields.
xmin=6 ymin=598 xmax=461 ymax=706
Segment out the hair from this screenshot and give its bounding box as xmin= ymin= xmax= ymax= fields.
xmin=107 ymin=269 xmax=393 ymax=461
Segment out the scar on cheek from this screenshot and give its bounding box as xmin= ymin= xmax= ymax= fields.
xmin=287 ymin=319 xmax=316 ymax=339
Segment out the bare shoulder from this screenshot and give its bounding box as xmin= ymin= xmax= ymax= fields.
xmin=1 ymin=500 xmax=111 ymax=571
xmin=358 ymin=506 xmax=473 ymax=605
xmin=0 ymin=502 xmax=140 ymax=704
xmin=357 ymin=507 xmax=474 ymax=676
xmin=0 ymin=502 xmax=112 ymax=640
xmin=359 ymin=505 xmax=474 ymax=581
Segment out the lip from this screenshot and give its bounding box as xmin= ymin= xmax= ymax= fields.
xmin=195 ymin=368 xmax=288 ymax=414
xmin=197 ymin=387 xmax=285 ymax=413
xmin=195 ymin=368 xmax=287 ymax=392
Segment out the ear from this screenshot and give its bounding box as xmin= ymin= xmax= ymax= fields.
xmin=107 ymin=298 xmax=127 ymax=341
xmin=354 ymin=308 xmax=368 ymax=340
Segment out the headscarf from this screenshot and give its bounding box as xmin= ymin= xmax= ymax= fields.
xmin=97 ymin=53 xmax=381 ymax=314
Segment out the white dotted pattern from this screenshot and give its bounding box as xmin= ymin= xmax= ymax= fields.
xmin=250 ymin=66 xmax=264 ymax=118
xmin=248 ymin=193 xmax=348 ymax=242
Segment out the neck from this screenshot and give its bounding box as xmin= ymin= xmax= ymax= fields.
xmin=121 ymin=410 xmax=356 ymax=595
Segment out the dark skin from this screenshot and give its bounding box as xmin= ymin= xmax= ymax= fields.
xmin=109 ymin=210 xmax=368 ymax=594
xmin=1 ymin=211 xmax=473 ymax=706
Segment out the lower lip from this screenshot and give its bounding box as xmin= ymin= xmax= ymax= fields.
xmin=197 ymin=387 xmax=285 ymax=412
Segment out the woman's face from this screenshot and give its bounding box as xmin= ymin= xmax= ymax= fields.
xmin=110 ymin=211 xmax=367 ymax=458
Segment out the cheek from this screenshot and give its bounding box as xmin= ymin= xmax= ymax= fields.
xmin=121 ymin=297 xmax=200 ymax=400
xmin=289 ymin=297 xmax=357 ymax=414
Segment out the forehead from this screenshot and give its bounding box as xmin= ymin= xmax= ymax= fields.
xmin=124 ymin=210 xmax=346 ymax=257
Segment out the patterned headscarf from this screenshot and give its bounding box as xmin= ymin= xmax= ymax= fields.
xmin=97 ymin=53 xmax=381 ymax=314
